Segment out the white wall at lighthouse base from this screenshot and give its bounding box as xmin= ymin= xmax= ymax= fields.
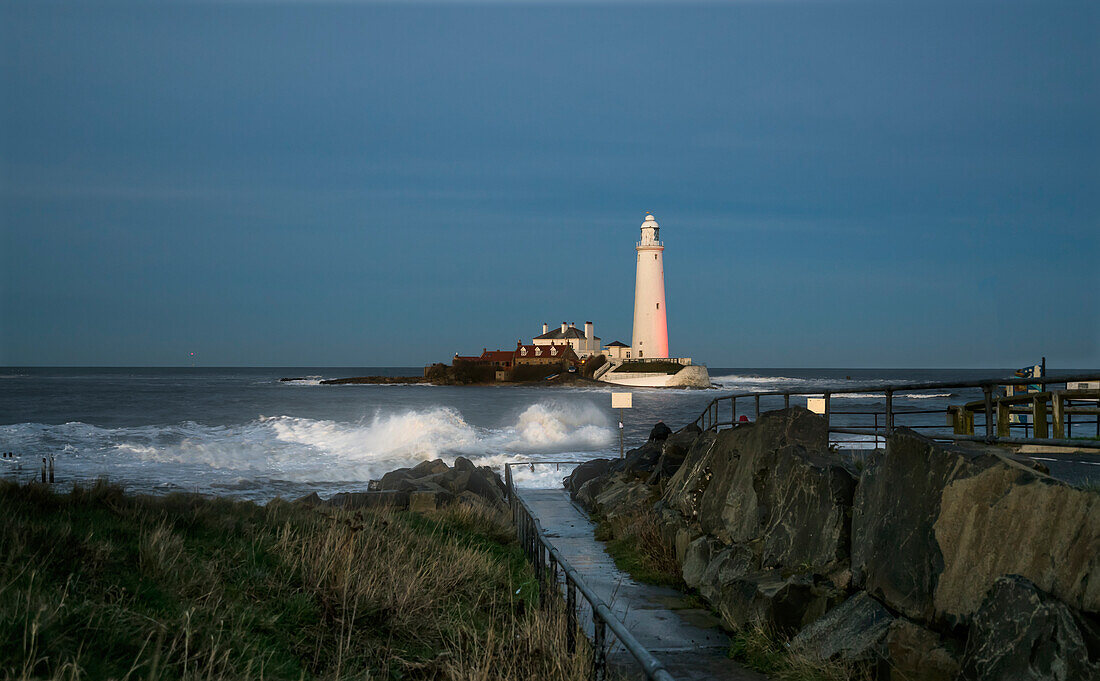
xmin=598 ymin=364 xmax=711 ymax=389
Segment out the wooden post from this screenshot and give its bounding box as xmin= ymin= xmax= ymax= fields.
xmin=1033 ymin=396 xmax=1049 ymax=440
xmin=1051 ymin=391 xmax=1060 ymax=440
xmin=963 ymin=408 xmax=974 ymax=435
xmin=983 ymin=386 xmax=994 ymax=442
xmin=997 ymin=399 xmax=1011 ymax=438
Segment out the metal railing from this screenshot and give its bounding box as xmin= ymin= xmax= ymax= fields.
xmin=691 ymin=374 xmax=1100 ymax=450
xmin=504 ymin=462 xmax=675 ymax=681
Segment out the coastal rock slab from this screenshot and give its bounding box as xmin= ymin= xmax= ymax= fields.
xmin=850 ymin=430 xmax=993 ymax=622
xmin=693 ymin=410 xmax=853 ymax=573
xmin=962 ymin=575 xmax=1100 ymax=681
xmin=327 ymin=490 xmax=409 ymax=510
xmin=933 ymin=464 xmax=1100 ymax=623
xmin=714 ymin=569 xmax=843 ymax=635
xmin=661 ymin=430 xmax=720 ymax=520
xmin=790 ymin=591 xmax=893 ymax=664
xmin=884 ymin=619 xmax=961 ymax=681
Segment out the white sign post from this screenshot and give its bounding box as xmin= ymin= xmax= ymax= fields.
xmin=611 ymin=392 xmax=633 ymax=459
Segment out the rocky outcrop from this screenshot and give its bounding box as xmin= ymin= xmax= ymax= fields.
xmin=568 ymin=409 xmax=1100 ymax=681
xmin=962 ymin=575 xmax=1100 ymax=681
xmin=294 ymin=458 xmax=507 ymax=512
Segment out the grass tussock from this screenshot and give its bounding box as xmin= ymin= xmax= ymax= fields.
xmin=729 ymin=625 xmax=872 ymax=681
xmin=594 ymin=510 xmax=682 ymax=588
xmin=0 ymin=480 xmax=590 ymax=681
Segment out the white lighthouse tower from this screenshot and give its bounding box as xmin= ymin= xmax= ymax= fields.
xmin=631 ymin=213 xmax=669 ymax=359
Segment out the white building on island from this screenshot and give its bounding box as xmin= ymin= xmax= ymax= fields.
xmin=533 ymin=321 xmax=601 ymax=358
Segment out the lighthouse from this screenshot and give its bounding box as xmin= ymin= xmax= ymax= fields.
xmin=631 ymin=213 xmax=669 ymax=359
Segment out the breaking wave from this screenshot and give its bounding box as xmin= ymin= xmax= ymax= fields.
xmin=0 ymin=400 xmax=613 ymax=497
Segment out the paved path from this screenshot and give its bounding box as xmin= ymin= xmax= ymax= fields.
xmin=519 ymin=488 xmax=765 ymax=681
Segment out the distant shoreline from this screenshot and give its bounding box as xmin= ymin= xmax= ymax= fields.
xmin=280 ymin=374 xmax=603 ymax=387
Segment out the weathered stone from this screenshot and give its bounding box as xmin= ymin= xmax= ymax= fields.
xmin=933 ymin=464 xmax=1100 ymax=623
xmin=328 ymin=490 xmax=409 ymax=510
xmin=464 ymin=467 xmax=506 ymax=508
xmin=682 ymin=535 xmax=717 ymax=589
xmin=714 ymin=569 xmax=843 ymax=635
xmin=410 ymin=458 xmax=449 ymax=478
xmin=647 ymin=429 xmax=703 ymax=485
xmin=593 ymin=474 xmax=657 ymax=520
xmin=696 ymin=543 xmax=759 ymax=603
xmin=292 ymin=491 xmax=322 ymax=507
xmin=409 ymin=490 xmax=443 ymax=513
xmin=962 ymin=575 xmax=1100 ymax=681
xmin=662 ymin=430 xmax=720 ymax=519
xmin=574 ymin=476 xmax=605 ymax=512
xmin=379 ymin=467 xmax=416 ymax=491
xmin=884 ymin=619 xmax=961 ymax=681
xmin=790 ymin=591 xmax=893 ymax=663
xmin=851 ymin=430 xmax=994 ymax=622
xmin=694 ymin=409 xmax=853 ymax=573
xmin=453 ymin=456 xmax=476 ymax=472
xmin=622 ymin=441 xmax=663 ymax=479
xmin=563 ymin=458 xmax=614 ymax=495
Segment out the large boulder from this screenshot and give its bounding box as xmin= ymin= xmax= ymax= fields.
xmin=646 ymin=427 xmax=702 ymax=486
xmin=621 ymin=441 xmax=664 ymax=480
xmin=695 ymin=409 xmax=853 ymax=573
xmin=851 ymin=430 xmax=996 ymax=622
xmin=790 ymin=591 xmax=893 ymax=664
xmin=962 ymin=575 xmax=1100 ymax=681
xmin=661 ymin=430 xmax=721 ymax=520
xmin=933 ymin=464 xmax=1100 ymax=624
xmin=563 ymin=458 xmax=615 ymax=495
xmin=712 ymin=569 xmax=844 ymax=635
xmin=592 ymin=474 xmax=658 ymax=520
xmin=790 ymin=592 xmax=961 ymax=681
xmin=853 ymin=429 xmax=1100 ymax=626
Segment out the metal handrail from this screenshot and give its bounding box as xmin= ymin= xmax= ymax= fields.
xmin=504 ymin=462 xmax=675 ymax=681
xmin=691 ymin=374 xmax=1100 ymax=450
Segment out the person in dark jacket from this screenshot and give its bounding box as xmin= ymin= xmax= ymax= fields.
xmin=648 ymin=421 xmax=672 ymax=442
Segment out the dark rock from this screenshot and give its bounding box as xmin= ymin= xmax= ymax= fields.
xmin=574 ymin=476 xmax=606 ymax=512
xmin=850 ymin=429 xmax=993 ymax=622
xmin=453 ymin=456 xmax=476 ymax=472
xmin=292 ymin=491 xmax=322 ymax=507
xmin=379 ymin=467 xmax=416 ymax=491
xmin=963 ymin=575 xmax=1100 ymax=681
xmin=853 ymin=429 xmax=1100 ymax=626
xmin=646 ymin=429 xmax=702 ymax=486
xmin=662 ymin=430 xmax=720 ymax=520
xmin=714 ymin=569 xmax=844 ymax=635
xmin=327 ymin=490 xmax=409 ymax=510
xmin=694 ymin=410 xmax=853 ymax=573
xmin=649 ymin=421 xmax=673 ymax=442
xmin=622 ymin=441 xmax=663 ymax=479
xmin=884 ymin=619 xmax=961 ymax=681
xmin=593 ymin=473 xmax=658 ymax=520
xmin=563 ymin=458 xmax=614 ymax=495
xmin=410 ymin=458 xmax=449 ymax=478
xmin=790 ymin=591 xmax=893 ymax=663
xmin=464 ymin=467 xmax=506 ymax=508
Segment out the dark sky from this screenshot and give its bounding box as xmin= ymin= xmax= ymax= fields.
xmin=2 ymin=1 xmax=1097 ymax=368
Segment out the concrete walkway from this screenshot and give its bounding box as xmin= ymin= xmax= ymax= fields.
xmin=519 ymin=488 xmax=765 ymax=681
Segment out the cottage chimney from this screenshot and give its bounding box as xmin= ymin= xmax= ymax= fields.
xmin=542 ymin=323 xmax=548 ymax=334
xmin=561 ymin=322 xmax=568 ymax=333
xmin=585 ymin=321 xmax=593 ymax=340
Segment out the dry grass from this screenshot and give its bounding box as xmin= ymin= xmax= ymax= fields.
xmin=0 ymin=480 xmax=591 ymax=681
xmin=729 ymin=624 xmax=873 ymax=681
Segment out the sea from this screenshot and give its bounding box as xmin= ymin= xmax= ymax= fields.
xmin=1 ymin=367 xmax=1096 ymax=502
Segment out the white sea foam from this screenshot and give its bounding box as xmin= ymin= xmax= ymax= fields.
xmin=0 ymin=400 xmax=613 ymax=496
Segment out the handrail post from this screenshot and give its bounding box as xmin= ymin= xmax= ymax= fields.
xmin=885 ymin=389 xmax=893 ymax=435
xmin=566 ymin=579 xmax=577 ymax=654
xmin=983 ymin=386 xmax=994 ymax=442
xmin=784 ymin=392 xmax=790 ymax=409
xmin=823 ymin=390 xmax=831 ymax=436
xmin=593 ymin=614 xmax=607 ymax=681
xmin=754 ymin=394 xmax=760 ymax=420
xmin=732 ymin=396 xmax=737 ymax=426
